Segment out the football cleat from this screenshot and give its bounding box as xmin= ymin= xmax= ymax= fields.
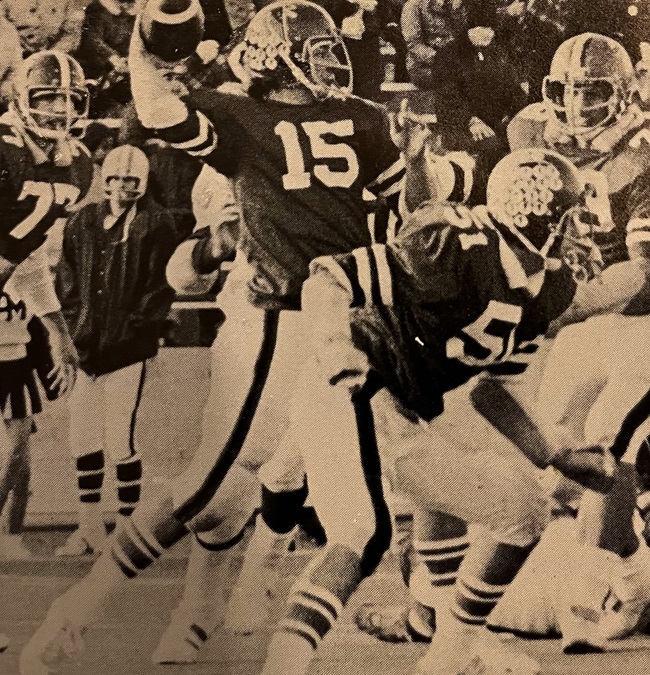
xmin=54 ymin=529 xmax=104 ymax=557
xmin=355 ymin=603 xmax=432 ymax=643
xmin=20 ymin=597 xmax=86 ymax=675
xmin=152 ymin=610 xmax=212 ymax=664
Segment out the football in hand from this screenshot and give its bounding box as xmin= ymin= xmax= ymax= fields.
xmin=139 ymin=0 xmax=205 ymax=63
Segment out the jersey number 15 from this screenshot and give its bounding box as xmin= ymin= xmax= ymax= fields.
xmin=275 ymin=120 xmax=360 ymax=190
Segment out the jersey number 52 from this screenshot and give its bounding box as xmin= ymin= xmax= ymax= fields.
xmin=275 ymin=120 xmax=360 ymax=190
xmin=447 ymin=300 xmax=522 ymax=367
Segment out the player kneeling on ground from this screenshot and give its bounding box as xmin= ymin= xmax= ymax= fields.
xmin=259 ymin=141 xmax=622 ymax=675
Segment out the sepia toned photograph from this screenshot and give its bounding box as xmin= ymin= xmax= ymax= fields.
xmin=1 ymin=0 xmax=650 ymax=674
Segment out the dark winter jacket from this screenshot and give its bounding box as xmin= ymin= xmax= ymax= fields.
xmin=57 ymin=198 xmax=177 ymax=376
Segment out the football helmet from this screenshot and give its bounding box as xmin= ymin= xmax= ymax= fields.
xmin=543 ymin=33 xmax=636 ymax=136
xmin=101 ymin=145 xmax=150 ymax=202
xmin=241 ymin=0 xmax=352 ymax=98
xmin=487 ymin=148 xmax=587 ymax=255
xmin=13 ymin=51 xmax=89 ymax=140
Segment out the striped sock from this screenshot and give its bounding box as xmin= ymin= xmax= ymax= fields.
xmin=116 ymin=453 xmax=143 ymax=517
xmin=261 ymin=544 xmax=363 ymax=675
xmin=451 ymin=538 xmax=533 ymax=628
xmin=77 ymin=450 xmax=105 ymax=505
xmin=109 ymin=492 xmax=189 ymax=579
xmin=409 ymin=535 xmax=470 ymax=635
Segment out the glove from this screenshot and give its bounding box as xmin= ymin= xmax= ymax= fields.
xmin=550 ymin=445 xmax=617 ymax=494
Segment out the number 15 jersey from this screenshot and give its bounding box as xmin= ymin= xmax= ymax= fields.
xmin=157 ymin=90 xmax=403 ymax=309
xmin=0 ymin=113 xmax=93 ymax=265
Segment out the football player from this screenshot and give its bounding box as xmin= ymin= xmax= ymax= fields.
xmin=360 ymin=33 xmax=650 ymax=652
xmin=258 ymin=144 xmax=621 ymax=675
xmin=0 ymin=49 xmax=92 ymax=651
xmin=20 ymin=3 xmax=405 ymax=672
xmin=503 ymin=32 xmax=650 ymax=651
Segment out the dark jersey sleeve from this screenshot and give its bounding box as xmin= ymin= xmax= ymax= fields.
xmin=312 ymin=202 xmax=478 ymax=308
xmin=147 ymin=90 xmax=244 ymax=178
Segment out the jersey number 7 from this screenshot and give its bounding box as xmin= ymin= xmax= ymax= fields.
xmin=11 ymin=181 xmax=81 ymax=240
xmin=275 ymin=120 xmax=360 ymax=190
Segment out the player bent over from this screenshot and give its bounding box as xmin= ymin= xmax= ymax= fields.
xmin=361 ymin=32 xmax=650 ymax=653
xmin=259 ymin=147 xmax=620 ymax=675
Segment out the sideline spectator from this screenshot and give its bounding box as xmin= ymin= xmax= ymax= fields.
xmin=76 ymin=0 xmax=138 ymax=117
xmin=1 ymin=0 xmax=84 ymax=56
xmin=564 ymin=0 xmax=650 ymax=63
xmin=401 ymin=0 xmax=468 ymax=90
xmin=0 ymin=16 xmax=21 ymax=111
xmin=432 ymin=0 xmax=526 ymax=144
xmin=54 ymin=145 xmax=176 ymax=556
xmin=496 ymin=0 xmax=564 ymax=101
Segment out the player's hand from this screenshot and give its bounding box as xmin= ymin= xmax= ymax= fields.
xmin=469 ymin=116 xmax=495 ymax=141
xmin=316 ymin=334 xmax=371 ymax=395
xmin=389 ymin=99 xmax=434 ymax=161
xmin=550 ymin=445 xmax=617 ymax=493
xmin=46 ymin=326 xmax=79 ymax=399
xmin=209 ymin=205 xmax=241 ymax=261
xmin=110 ymin=55 xmax=129 ymax=75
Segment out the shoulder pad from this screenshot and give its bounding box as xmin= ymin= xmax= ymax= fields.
xmin=516 ymin=103 xmax=549 ymax=122
xmin=0 ymin=122 xmax=24 ymax=148
xmin=70 ymin=139 xmax=91 ymax=157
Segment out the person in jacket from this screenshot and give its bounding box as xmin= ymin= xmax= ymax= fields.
xmin=54 ymin=144 xmax=177 ymax=556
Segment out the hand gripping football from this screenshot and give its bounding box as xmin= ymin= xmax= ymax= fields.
xmin=139 ymin=0 xmax=205 ymax=63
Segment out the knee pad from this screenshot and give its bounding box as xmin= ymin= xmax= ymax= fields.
xmin=260 ymin=482 xmax=308 ymax=534
xmin=187 ymin=464 xmax=259 ymax=544
xmin=494 ymin=483 xmax=549 ymax=548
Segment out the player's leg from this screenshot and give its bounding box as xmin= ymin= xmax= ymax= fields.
xmin=566 ymin=316 xmax=650 ymax=649
xmin=224 ymin=445 xmax=308 ymax=634
xmin=102 ymin=361 xmax=147 ymax=519
xmin=0 ymin=417 xmax=33 ymax=558
xmin=356 ymin=507 xmax=469 ymax=642
xmin=20 ymin=273 xmax=280 ymax=673
xmin=261 ymin=369 xmax=392 ymax=675
xmin=55 ymin=370 xmax=106 ymax=556
xmin=152 ymin=461 xmax=259 ymax=664
xmin=153 ymin=307 xmax=314 ymax=661
xmin=394 ymin=431 xmax=546 ymax=675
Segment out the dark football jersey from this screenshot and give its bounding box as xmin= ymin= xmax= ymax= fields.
xmin=156 ymin=90 xmax=403 ymax=309
xmin=508 ymin=104 xmax=650 ymax=274
xmin=0 ymin=116 xmax=94 ymax=264
xmin=312 ymin=203 xmax=577 ymax=420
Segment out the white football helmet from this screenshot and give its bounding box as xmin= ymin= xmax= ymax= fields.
xmin=543 ymin=33 xmax=636 ymax=136
xmin=13 ymin=50 xmax=89 ymax=140
xmin=241 ymin=0 xmax=353 ymax=98
xmin=487 ymin=148 xmax=587 ymax=254
xmin=101 ymin=145 xmax=150 ymax=202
